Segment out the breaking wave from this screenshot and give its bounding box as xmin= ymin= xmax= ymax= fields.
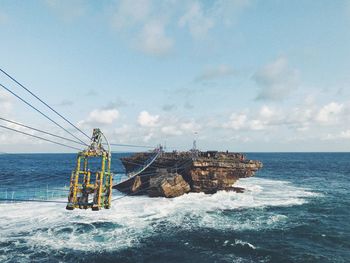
xmin=0 ymin=177 xmax=320 ymax=262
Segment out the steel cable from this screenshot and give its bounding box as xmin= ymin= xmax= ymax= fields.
xmin=0 ymin=116 xmax=85 ymax=146
xmin=0 ymin=124 xmax=82 ymax=151
xmin=0 ymin=68 xmax=91 ymax=140
xmin=0 ymin=83 xmax=89 ymax=146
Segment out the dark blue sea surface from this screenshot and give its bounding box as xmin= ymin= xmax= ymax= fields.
xmin=0 ymin=153 xmax=349 ymax=263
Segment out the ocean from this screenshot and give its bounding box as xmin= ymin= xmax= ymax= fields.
xmin=0 ymin=153 xmax=349 ymax=263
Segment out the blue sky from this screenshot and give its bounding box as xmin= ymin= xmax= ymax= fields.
xmin=1 ymin=0 xmax=350 ymax=152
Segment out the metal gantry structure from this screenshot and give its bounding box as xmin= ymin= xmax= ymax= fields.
xmin=66 ymin=128 xmax=113 ymax=211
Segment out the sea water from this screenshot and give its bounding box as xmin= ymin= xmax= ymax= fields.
xmin=0 ymin=153 xmax=349 ymax=263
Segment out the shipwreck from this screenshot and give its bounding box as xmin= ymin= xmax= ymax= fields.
xmin=113 ymin=149 xmax=263 ymax=198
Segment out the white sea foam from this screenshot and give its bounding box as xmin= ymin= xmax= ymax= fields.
xmin=234 ymin=239 xmax=256 ymax=250
xmin=0 ymin=177 xmax=320 ymax=261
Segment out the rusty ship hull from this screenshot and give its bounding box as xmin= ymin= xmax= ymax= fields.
xmin=113 ymin=151 xmax=263 ymax=197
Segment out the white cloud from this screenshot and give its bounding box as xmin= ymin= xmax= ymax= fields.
xmin=316 ymin=102 xmax=344 ymax=124
xmin=180 ymin=121 xmax=201 ymax=133
xmin=111 ymin=0 xmax=174 ymax=56
xmin=340 ymin=130 xmax=350 ymax=139
xmin=179 ymin=1 xmax=214 ymax=38
xmin=323 ymin=130 xmax=350 ymax=140
xmin=224 ymin=112 xmax=247 ymax=130
xmin=179 ymin=0 xmax=250 ymax=38
xmin=223 ymin=106 xmax=278 ymax=131
xmin=288 ymin=106 xmax=313 ymax=127
xmin=137 ymin=111 xmax=159 ymax=127
xmin=161 ymin=126 xmax=183 ymax=136
xmin=111 ymin=124 xmax=153 ymax=144
xmin=0 ymin=90 xmax=13 ymax=116
xmin=89 ymin=109 xmax=119 ymax=124
xmin=136 ymin=112 xmax=202 ymax=141
xmin=212 ymin=0 xmax=251 ymax=26
xmin=229 ymin=134 xmax=252 ymax=143
xmin=259 ymin=105 xmax=274 ymax=119
xmin=78 ymin=108 xmax=119 ymax=127
xmin=0 ymin=118 xmax=45 ymax=146
xmin=143 ymin=132 xmax=154 ymax=142
xmin=114 ymin=124 xmax=131 ymax=136
xmin=249 ymin=119 xmax=265 ymax=130
xmin=159 ymin=118 xmax=201 ymax=137
xmin=250 ymin=106 xmax=283 ymax=130
xmin=109 ymin=0 xmax=250 ymax=56
xmin=253 ymin=57 xmax=299 ymax=101
xmin=110 ymin=124 xmax=133 ymax=143
xmin=137 ymin=20 xmax=173 ymax=56
xmin=223 ymin=102 xmax=347 ymax=133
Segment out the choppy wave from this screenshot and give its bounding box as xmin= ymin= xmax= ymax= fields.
xmin=0 ymin=177 xmax=319 ymax=262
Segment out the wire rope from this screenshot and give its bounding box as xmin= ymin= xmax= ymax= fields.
xmin=0 ymin=83 xmax=89 ymax=146
xmin=0 ymin=124 xmax=82 ymax=151
xmin=0 ymin=68 xmax=91 ymax=140
xmin=0 ymin=116 xmax=85 ymax=146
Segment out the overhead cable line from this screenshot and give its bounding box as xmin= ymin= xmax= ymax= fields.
xmin=0 ymin=83 xmax=88 ymax=146
xmin=0 ymin=198 xmax=67 ymax=204
xmin=0 ymin=117 xmax=85 ymax=146
xmin=0 ymin=124 xmax=82 ymax=151
xmin=0 ymin=68 xmax=91 ymax=140
xmin=108 ymin=143 xmax=155 ymax=149
xmin=0 ymin=186 xmax=69 ymax=192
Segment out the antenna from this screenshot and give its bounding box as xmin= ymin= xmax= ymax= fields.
xmin=192 ymin=131 xmax=198 ymax=151
xmin=191 ymin=131 xmax=199 ymax=160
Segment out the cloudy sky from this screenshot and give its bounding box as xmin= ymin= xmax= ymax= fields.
xmin=1 ymin=0 xmax=350 ymax=153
